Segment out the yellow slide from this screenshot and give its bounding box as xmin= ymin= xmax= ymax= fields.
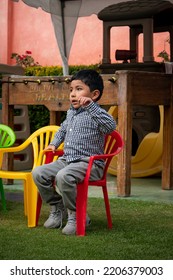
xmin=108 ymin=106 xmax=163 ymax=177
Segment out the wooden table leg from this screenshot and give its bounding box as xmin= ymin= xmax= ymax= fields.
xmin=50 ymin=111 xmax=61 ymax=126
xmin=116 ymin=72 xmax=132 ymax=196
xmin=162 ymin=103 xmax=173 ymax=190
xmin=1 ymin=78 xmax=14 ymax=184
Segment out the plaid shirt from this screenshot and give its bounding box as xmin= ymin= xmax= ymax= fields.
xmin=50 ymin=101 xmax=116 ymax=165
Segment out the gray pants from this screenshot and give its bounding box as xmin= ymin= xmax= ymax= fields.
xmin=32 ymin=157 xmax=104 ymax=211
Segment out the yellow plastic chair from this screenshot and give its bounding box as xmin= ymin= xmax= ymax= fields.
xmin=0 ymin=124 xmax=16 ymax=210
xmin=0 ymin=125 xmax=60 ymax=226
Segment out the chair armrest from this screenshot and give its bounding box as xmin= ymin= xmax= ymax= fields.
xmin=43 ymin=149 xmax=120 ymax=183
xmin=43 ymin=149 xmax=64 ymax=164
xmin=0 ymin=142 xmax=32 ymax=168
xmin=0 ymin=137 xmax=34 ymax=153
xmin=0 ymin=145 xmax=24 ymax=153
xmin=84 ymin=145 xmax=123 ymax=183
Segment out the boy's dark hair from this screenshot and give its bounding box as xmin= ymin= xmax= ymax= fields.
xmin=71 ymin=69 xmax=104 ymax=101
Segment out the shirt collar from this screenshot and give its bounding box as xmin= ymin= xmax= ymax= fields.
xmin=70 ymin=105 xmax=85 ymax=114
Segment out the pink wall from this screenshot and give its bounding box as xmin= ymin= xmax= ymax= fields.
xmin=0 ymin=0 xmax=170 ymax=68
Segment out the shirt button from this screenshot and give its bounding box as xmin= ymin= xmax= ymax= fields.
xmin=67 ymin=142 xmax=69 ymax=145
xmin=69 ymin=128 xmax=72 ymax=131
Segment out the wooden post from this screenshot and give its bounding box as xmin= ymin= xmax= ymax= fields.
xmin=162 ymin=75 xmax=173 ymax=189
xmin=1 ymin=76 xmax=14 ymax=184
xmin=116 ymin=71 xmax=132 ymax=196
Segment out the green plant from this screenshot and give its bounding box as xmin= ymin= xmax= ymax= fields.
xmin=28 ymin=105 xmax=50 ymax=133
xmin=157 ymin=38 xmax=170 ymax=62
xmin=11 ymin=50 xmax=40 ymax=68
xmin=24 ymin=64 xmax=99 ymax=76
xmin=157 ymin=50 xmax=169 ymax=62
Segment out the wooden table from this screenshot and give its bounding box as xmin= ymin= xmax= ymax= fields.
xmin=116 ymin=71 xmax=173 ymax=195
xmin=2 ymin=71 xmax=173 ymax=195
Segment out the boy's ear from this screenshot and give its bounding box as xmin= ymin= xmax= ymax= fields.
xmin=92 ymin=89 xmax=100 ymax=101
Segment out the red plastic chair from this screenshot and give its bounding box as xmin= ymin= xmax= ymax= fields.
xmin=36 ymin=130 xmax=124 ymax=236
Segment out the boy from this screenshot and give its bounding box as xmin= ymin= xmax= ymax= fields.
xmin=32 ymin=69 xmax=116 ymax=235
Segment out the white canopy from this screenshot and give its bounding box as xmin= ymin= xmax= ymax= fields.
xmin=12 ymin=0 xmax=173 ymax=74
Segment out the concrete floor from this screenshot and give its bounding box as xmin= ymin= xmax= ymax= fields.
xmin=2 ymin=174 xmax=173 ymax=205
xmin=89 ymin=174 xmax=173 ymax=204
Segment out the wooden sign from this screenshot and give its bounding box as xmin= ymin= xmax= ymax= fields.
xmin=3 ymin=74 xmax=118 ymax=111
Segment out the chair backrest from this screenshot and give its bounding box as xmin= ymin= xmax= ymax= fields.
xmin=0 ymin=125 xmax=62 ymax=171
xmin=0 ymin=124 xmax=16 ymax=148
xmin=28 ymin=125 xmax=60 ymax=168
xmin=103 ymin=130 xmax=124 ymax=176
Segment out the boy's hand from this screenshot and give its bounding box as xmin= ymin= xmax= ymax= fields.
xmin=78 ymin=96 xmax=92 ymax=107
xmin=44 ymin=144 xmax=56 ymax=153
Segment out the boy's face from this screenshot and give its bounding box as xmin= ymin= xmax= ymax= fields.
xmin=69 ymin=79 xmax=99 ymax=109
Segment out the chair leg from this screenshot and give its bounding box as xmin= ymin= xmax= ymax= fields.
xmin=0 ymin=178 xmax=7 ymax=210
xmin=76 ymin=183 xmax=88 ymax=236
xmin=26 ymin=176 xmax=38 ymax=227
xmin=23 ymin=182 xmax=28 ymax=216
xmin=36 ymin=193 xmax=42 ymax=226
xmin=102 ymin=186 xmax=112 ymax=229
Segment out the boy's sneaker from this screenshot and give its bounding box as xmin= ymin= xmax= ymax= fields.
xmin=62 ymin=210 xmax=91 ymax=235
xmin=44 ymin=200 xmax=67 ymax=229
xmin=62 ymin=209 xmax=76 ymax=235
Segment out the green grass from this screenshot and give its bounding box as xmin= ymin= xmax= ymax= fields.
xmin=0 ymin=197 xmax=173 ymax=260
